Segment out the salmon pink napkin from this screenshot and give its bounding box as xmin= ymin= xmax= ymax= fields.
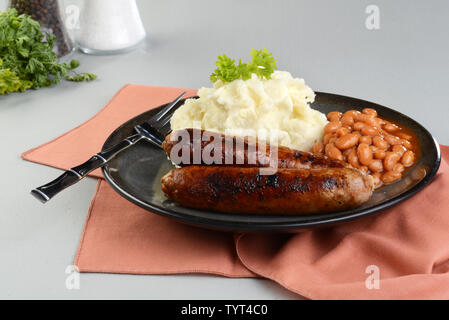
xmin=23 ymin=85 xmax=449 ymax=299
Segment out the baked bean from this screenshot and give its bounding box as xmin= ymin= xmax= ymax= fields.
xmin=329 ymin=136 xmax=337 ymax=144
xmin=396 ymin=131 xmax=412 ymax=140
xmin=401 ymin=139 xmax=413 ymax=150
xmin=374 ymin=149 xmax=386 ymax=159
xmin=359 ymin=165 xmax=369 ymax=173
xmin=383 ymin=152 xmax=401 ymax=171
xmin=368 ymin=159 xmax=383 ymax=173
xmin=312 ymin=141 xmax=324 ymax=154
xmin=325 ymin=143 xmax=343 ymax=161
xmin=363 ymin=116 xmax=377 ymax=126
xmin=383 ymin=123 xmax=399 ymax=133
xmin=356 ymin=113 xmax=377 ymax=126
xmin=371 ymin=172 xmax=382 ymax=187
xmin=344 ymin=110 xmax=360 ymax=118
xmin=392 ymin=145 xmax=406 ymax=157
xmin=327 ymin=111 xmax=342 ymax=122
xmin=374 ymin=118 xmax=386 ymax=126
xmin=372 ymin=136 xmax=388 ymax=149
xmin=355 ymin=113 xmax=366 ymax=121
xmin=324 ymin=121 xmax=342 ymax=134
xmin=348 ymin=148 xmax=359 ymax=168
xmin=361 ymin=125 xmax=380 ymax=136
xmin=384 ymin=134 xmax=402 ymax=145
xmin=353 ymin=122 xmax=366 ymax=131
xmin=357 ymin=143 xmax=373 ymax=166
xmin=341 ymin=114 xmax=355 ymax=127
xmin=323 ymin=133 xmax=334 ymax=144
xmin=401 ymin=151 xmax=415 ymax=167
xmin=393 ymin=163 xmax=405 ymax=173
xmin=359 ymin=135 xmax=372 ymax=145
xmin=335 ymin=133 xmax=359 ymax=150
xmin=381 ymin=171 xmax=402 ymax=184
xmin=352 ymin=130 xmax=362 ymax=137
xmin=362 ymin=108 xmax=377 ymax=117
xmin=343 ymin=147 xmax=354 ymax=158
xmin=336 ymin=127 xmax=350 ymax=137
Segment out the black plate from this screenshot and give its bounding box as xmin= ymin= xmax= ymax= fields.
xmin=101 ymin=92 xmax=441 ymax=232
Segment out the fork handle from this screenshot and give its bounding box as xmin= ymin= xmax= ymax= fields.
xmin=31 ymin=133 xmax=144 ymax=203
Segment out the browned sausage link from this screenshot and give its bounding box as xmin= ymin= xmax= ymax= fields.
xmin=163 ymin=129 xmax=348 ymax=169
xmin=161 ymin=166 xmax=374 ymax=215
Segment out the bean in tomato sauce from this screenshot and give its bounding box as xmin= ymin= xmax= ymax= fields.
xmin=312 ymin=108 xmax=419 ymax=188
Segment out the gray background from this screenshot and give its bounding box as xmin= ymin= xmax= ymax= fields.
xmin=0 ymin=0 xmax=448 ymax=299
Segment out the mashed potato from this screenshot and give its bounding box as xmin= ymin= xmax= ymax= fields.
xmin=170 ymin=71 xmax=328 ymax=151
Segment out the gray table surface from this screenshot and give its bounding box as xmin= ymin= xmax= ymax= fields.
xmin=1 ymin=0 xmax=448 ymax=299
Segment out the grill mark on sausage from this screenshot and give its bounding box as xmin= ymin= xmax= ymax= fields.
xmin=321 ymin=177 xmax=339 ymax=190
xmin=241 ymin=178 xmax=257 ymax=194
xmin=265 ymin=174 xmax=280 ymax=188
xmin=289 ymin=178 xmax=311 ymax=193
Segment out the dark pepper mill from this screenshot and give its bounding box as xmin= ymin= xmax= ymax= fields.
xmin=8 ymin=0 xmax=74 ymax=57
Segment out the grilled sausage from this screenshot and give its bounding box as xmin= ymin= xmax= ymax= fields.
xmin=163 ymin=129 xmax=348 ymax=169
xmin=161 ymin=166 xmax=374 ymax=215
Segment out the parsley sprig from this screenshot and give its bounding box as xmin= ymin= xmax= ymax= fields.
xmin=210 ymin=48 xmax=277 ymax=83
xmin=0 ymin=9 xmax=96 ymax=95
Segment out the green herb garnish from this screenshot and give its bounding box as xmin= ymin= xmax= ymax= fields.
xmin=210 ymin=48 xmax=277 ymax=83
xmin=0 ymin=8 xmax=96 ymax=95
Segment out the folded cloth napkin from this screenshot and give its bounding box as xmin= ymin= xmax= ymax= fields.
xmin=23 ymin=84 xmax=449 ymax=299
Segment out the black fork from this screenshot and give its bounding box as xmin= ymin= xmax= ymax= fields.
xmin=31 ymin=92 xmax=186 ymax=203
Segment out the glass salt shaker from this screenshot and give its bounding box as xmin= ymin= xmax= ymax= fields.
xmin=8 ymin=0 xmax=75 ymax=57
xmin=75 ymin=0 xmax=146 ymax=54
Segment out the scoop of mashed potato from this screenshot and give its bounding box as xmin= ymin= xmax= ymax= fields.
xmin=170 ymin=71 xmax=327 ymax=151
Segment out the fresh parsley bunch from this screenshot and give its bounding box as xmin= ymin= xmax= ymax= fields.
xmin=210 ymin=48 xmax=277 ymax=83
xmin=0 ymin=8 xmax=96 ymax=95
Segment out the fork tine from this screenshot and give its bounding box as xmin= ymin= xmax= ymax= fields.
xmin=152 ymin=110 xmax=178 ymax=138
xmin=152 ymin=99 xmax=185 ymax=129
xmin=151 ymin=92 xmax=186 ymax=122
xmin=150 ymin=92 xmax=188 ymax=130
xmin=157 ymin=117 xmax=176 ymax=137
xmin=158 ymin=110 xmax=177 ymax=128
xmin=135 ymin=91 xmax=188 ymax=148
